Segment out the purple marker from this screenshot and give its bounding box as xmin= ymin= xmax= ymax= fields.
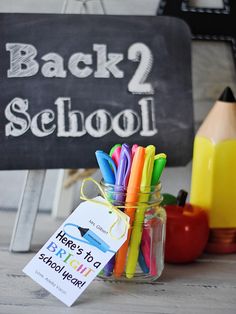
xmin=114 ymin=143 xmax=132 ymax=204
xmin=103 ymin=144 xmax=132 ymax=276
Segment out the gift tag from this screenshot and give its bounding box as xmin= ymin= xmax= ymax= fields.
xmin=23 ymin=196 xmax=129 ymax=306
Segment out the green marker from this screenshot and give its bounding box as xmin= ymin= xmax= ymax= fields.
xmin=151 ymin=153 xmax=167 ymax=185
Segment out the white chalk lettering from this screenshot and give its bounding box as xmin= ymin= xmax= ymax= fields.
xmin=85 ymin=109 xmax=112 ymax=137
xmin=31 ymin=110 xmax=56 ymax=137
xmin=128 ymin=42 xmax=154 ymax=95
xmin=55 ymin=97 xmax=86 ymax=137
xmin=112 ymin=109 xmax=140 ymax=137
xmin=5 ymin=98 xmax=31 ymax=136
xmin=93 ymin=44 xmax=124 ymax=78
xmin=4 ymin=97 xmax=157 ymax=138
xmin=41 ymin=53 xmax=67 ymax=78
xmin=6 ymin=43 xmax=39 ymax=77
xmin=5 ymin=42 xmax=155 ymax=91
xmin=68 ymin=53 xmax=93 ymax=78
xmin=139 ymin=97 xmax=157 ymax=136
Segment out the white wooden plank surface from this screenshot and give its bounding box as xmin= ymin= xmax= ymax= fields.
xmin=1 ymin=210 xmax=236 ymax=314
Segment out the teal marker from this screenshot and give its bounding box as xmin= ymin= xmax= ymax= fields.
xmin=138 ymin=249 xmax=149 ymax=273
xmin=151 ymin=153 xmax=167 ymax=185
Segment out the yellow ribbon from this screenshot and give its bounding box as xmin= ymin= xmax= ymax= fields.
xmin=80 ymin=177 xmax=130 ymax=240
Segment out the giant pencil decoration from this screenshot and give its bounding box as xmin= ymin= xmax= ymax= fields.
xmin=190 ymin=87 xmax=236 ymax=253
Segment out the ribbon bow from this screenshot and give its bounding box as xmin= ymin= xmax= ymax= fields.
xmin=80 ymin=177 xmax=130 ymax=240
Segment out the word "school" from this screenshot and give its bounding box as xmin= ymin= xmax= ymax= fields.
xmin=5 ymin=97 xmax=157 ymax=138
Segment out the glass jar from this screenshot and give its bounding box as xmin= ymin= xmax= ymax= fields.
xmin=98 ymin=181 xmax=166 ymax=282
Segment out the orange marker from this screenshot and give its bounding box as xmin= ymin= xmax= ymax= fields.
xmin=114 ymin=146 xmax=145 ymax=277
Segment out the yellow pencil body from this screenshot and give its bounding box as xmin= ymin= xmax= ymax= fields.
xmin=191 ymin=136 xmax=236 ymax=228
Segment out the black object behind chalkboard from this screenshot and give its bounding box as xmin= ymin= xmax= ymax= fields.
xmin=0 ymin=14 xmax=194 ymax=170
xmin=158 ymin=0 xmax=236 ymax=70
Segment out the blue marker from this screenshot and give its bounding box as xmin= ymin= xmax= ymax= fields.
xmin=138 ymin=249 xmax=149 ymax=274
xmin=95 ymin=150 xmax=117 ymax=276
xmin=95 ymin=150 xmax=117 ymax=184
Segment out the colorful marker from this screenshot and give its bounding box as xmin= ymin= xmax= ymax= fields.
xmin=114 ymin=146 xmax=145 ymax=277
xmin=126 ymin=145 xmax=155 ymax=278
xmin=138 ymin=249 xmax=149 ymax=273
xmin=109 ymin=144 xmax=121 ymax=167
xmin=131 ymin=144 xmax=138 ymax=159
xmin=141 ymin=153 xmax=167 ymax=275
xmin=151 ymin=153 xmax=167 ymax=186
xmin=95 ymin=150 xmax=117 ymax=184
xmin=114 ymin=143 xmax=132 ymax=204
xmin=104 ymin=144 xmax=131 ymax=276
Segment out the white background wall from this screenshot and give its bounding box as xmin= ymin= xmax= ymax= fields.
xmin=0 ymin=0 xmax=235 ymax=211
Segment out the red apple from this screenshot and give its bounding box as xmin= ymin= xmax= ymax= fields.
xmin=165 ymin=190 xmax=209 ymax=263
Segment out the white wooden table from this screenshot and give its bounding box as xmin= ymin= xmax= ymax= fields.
xmin=1 ymin=210 xmax=235 ymax=314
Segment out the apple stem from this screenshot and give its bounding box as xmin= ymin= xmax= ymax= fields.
xmin=177 ymin=190 xmax=188 ymax=207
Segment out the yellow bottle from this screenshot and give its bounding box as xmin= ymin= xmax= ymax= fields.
xmin=190 ymin=87 xmax=236 ymax=229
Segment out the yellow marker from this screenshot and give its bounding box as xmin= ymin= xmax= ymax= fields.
xmin=126 ymin=145 xmax=155 ymax=278
xmin=190 ymin=87 xmax=236 ymax=228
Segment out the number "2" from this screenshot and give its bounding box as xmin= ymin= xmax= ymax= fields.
xmin=128 ymin=43 xmax=154 ymax=95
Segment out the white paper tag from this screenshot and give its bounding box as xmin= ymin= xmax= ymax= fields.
xmin=23 ymin=196 xmax=129 ymax=307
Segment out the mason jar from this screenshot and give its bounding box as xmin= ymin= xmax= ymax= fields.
xmin=98 ymin=181 xmax=166 ymax=282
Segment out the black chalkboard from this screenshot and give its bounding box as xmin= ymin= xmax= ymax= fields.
xmin=0 ymin=13 xmax=194 ymax=169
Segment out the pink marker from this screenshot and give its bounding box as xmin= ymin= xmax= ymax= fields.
xmin=140 ymin=217 xmax=158 ymax=276
xmin=131 ymin=144 xmax=138 ymax=160
xmin=141 ymin=229 xmax=151 ymax=268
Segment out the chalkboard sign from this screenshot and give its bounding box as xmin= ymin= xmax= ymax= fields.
xmin=0 ymin=14 xmax=193 ymax=169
